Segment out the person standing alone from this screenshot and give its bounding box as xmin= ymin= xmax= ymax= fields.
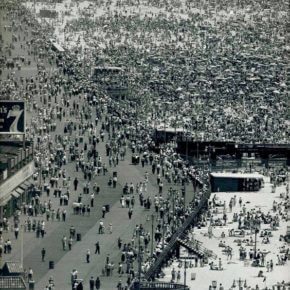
xmin=86 ymin=249 xmax=91 ymax=263
xmin=41 ymin=248 xmax=46 ymax=262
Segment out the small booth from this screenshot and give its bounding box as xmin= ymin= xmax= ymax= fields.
xmin=1 ymin=262 xmax=24 ymax=276
xmin=210 ymin=172 xmax=264 ymax=192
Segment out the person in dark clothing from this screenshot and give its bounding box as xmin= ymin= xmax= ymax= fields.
xmin=41 ymin=248 xmax=46 ymax=262
xmin=117 ymin=280 xmax=122 ymax=290
xmin=89 ymin=277 xmax=95 ymax=290
xmin=77 ymin=282 xmax=83 ymax=290
xmin=118 ymin=237 xmax=122 ymax=249
xmin=74 ymin=178 xmax=79 ymax=191
xmin=95 ymin=277 xmax=101 ymax=290
xmin=95 ymin=241 xmax=100 ymax=254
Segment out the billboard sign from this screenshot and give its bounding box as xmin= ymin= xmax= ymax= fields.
xmin=0 ymin=101 xmax=25 ymax=134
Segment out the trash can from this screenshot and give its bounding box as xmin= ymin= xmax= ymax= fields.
xmin=49 ymin=261 xmax=54 ymax=269
xmin=132 ymin=155 xmax=139 ymax=165
xmin=28 ymin=281 xmax=35 ymax=290
xmin=76 ymin=233 xmax=81 ymax=241
xmin=105 ymin=204 xmax=110 ymax=212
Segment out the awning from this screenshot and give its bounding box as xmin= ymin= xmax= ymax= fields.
xmin=11 ymin=191 xmax=20 ymax=198
xmin=24 ymin=180 xmax=33 ymax=188
xmin=15 ymin=187 xmax=24 ymax=195
xmin=0 ymin=195 xmax=12 ymax=206
xmin=19 ymin=181 xmax=30 ymax=191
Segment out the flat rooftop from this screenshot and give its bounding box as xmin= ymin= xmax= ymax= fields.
xmin=210 ymin=172 xmax=264 ymax=179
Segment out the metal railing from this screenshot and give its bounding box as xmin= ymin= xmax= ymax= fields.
xmin=177 ymin=233 xmax=217 ymax=260
xmin=144 ymin=190 xmax=211 ymax=280
xmin=132 ymin=281 xmax=190 ymax=290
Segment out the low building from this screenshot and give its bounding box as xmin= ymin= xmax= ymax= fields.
xmin=210 ymin=172 xmax=264 ymax=192
xmin=1 ymin=262 xmax=24 ymax=277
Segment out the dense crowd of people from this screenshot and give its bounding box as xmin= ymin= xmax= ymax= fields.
xmin=0 ymin=0 xmax=289 ymax=289
xmin=34 ymin=0 xmax=290 ymax=144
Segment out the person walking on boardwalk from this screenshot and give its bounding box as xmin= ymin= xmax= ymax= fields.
xmin=41 ymin=248 xmax=46 ymax=262
xmin=89 ymin=276 xmax=95 ymax=290
xmin=62 ymin=236 xmax=67 ymax=250
xmin=74 ymin=177 xmax=79 ymax=191
xmin=128 ymin=207 xmax=133 ymax=219
xmin=95 ymin=277 xmax=101 ymax=290
xmin=95 ymin=241 xmax=100 ymax=254
xmin=86 ymin=249 xmax=91 ymax=263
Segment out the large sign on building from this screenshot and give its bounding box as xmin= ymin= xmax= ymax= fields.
xmin=0 ymin=101 xmax=25 ymax=134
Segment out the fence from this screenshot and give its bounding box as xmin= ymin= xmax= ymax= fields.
xmin=131 ymin=281 xmax=190 ymax=290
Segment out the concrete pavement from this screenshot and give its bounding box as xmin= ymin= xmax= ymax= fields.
xmin=0 ymin=6 xmax=194 ymax=290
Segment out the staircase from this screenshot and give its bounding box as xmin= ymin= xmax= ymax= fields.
xmin=143 ymin=190 xmax=211 ymax=280
xmin=177 ymin=233 xmax=217 ymax=260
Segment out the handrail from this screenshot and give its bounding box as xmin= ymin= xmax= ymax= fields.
xmin=139 ymin=281 xmax=190 ymax=289
xmin=177 ymin=235 xmax=217 ymax=260
xmin=144 ymin=190 xmax=211 ymax=280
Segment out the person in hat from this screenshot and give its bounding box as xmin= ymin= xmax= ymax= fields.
xmin=89 ymin=276 xmax=95 ymax=290
xmin=95 ymin=277 xmax=101 ymax=290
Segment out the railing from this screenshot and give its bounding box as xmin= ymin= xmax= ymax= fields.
xmin=132 ymin=281 xmax=190 ymax=290
xmin=144 ymin=190 xmax=211 ymax=280
xmin=177 ymin=233 xmax=217 ymax=260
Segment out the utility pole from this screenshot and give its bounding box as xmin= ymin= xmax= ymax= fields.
xmin=184 ymin=261 xmax=187 ymax=288
xmin=254 ymin=228 xmax=259 ymax=259
xmin=21 ymin=224 xmax=23 ymax=268
xmin=151 ymin=214 xmax=154 ymax=257
xmin=172 ymin=190 xmax=176 ymax=232
xmin=162 ymin=214 xmax=165 ymax=249
xmin=185 ymin=133 xmax=188 ymax=163
xmin=182 ymin=186 xmax=186 ymax=213
xmin=253 ymin=219 xmax=259 ymax=259
xmin=138 ymin=228 xmax=142 ymax=290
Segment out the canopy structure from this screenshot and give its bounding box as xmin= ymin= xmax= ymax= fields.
xmin=210 ymin=172 xmax=264 ymax=192
xmin=210 ymin=172 xmax=264 ymax=180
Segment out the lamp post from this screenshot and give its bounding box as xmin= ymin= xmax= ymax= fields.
xmin=171 ymin=189 xmax=176 ymax=233
xmin=185 ymin=127 xmax=188 ymax=163
xmin=183 ymin=261 xmax=187 ymax=288
xmin=151 ymin=214 xmax=154 ymax=257
xmin=162 ymin=214 xmax=165 ymax=249
xmin=252 ymin=219 xmax=260 ymax=259
xmin=253 ymin=227 xmax=259 ymax=259
xmin=20 ymin=224 xmax=24 ymax=268
xmin=137 ymin=228 xmax=142 ymax=290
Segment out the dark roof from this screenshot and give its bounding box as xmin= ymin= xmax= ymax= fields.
xmin=3 ymin=262 xmax=24 ymax=274
xmin=0 ymin=276 xmax=26 ymax=289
